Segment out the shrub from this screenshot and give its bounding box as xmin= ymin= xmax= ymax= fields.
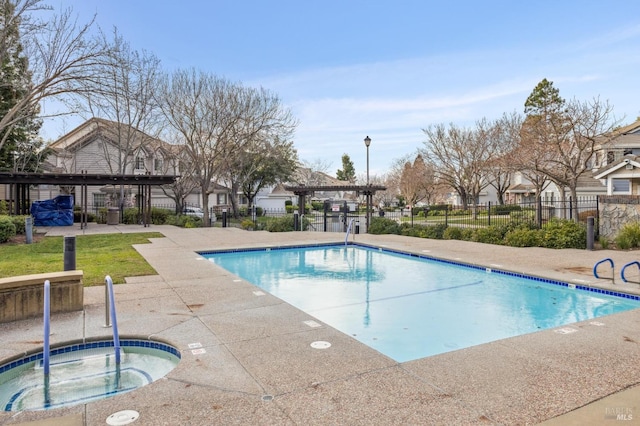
xmin=460 ymin=228 xmax=475 ymax=241
xmin=0 ymin=200 xmax=8 ymax=215
xmin=614 ymin=221 xmax=640 ymax=249
xmin=443 ymin=226 xmax=462 ymax=240
xmin=9 ymin=215 xmax=27 ymax=234
xmin=510 ymin=210 xmax=535 ymax=224
xmin=578 ymin=209 xmax=598 ymax=223
xmin=599 ymin=236 xmax=610 ymax=250
xmin=472 ymin=227 xmax=504 ymax=245
xmin=505 ymin=228 xmax=542 ymax=247
xmin=490 ymin=204 xmax=521 ymax=215
xmin=0 ymin=216 xmax=17 ymax=243
xmin=241 ymin=219 xmax=255 ymax=230
xmin=368 ymin=217 xmax=401 ymax=235
xmin=73 ymin=210 xmax=97 ymax=223
xmin=265 ymin=215 xmax=309 ymax=232
xmin=541 ymin=218 xmax=586 ymax=249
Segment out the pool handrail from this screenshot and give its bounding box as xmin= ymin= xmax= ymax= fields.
xmin=43 ymin=279 xmax=51 ymax=405
xmin=345 ymin=218 xmax=355 ymax=245
xmin=593 ymin=258 xmax=615 ymax=283
xmin=43 ymin=280 xmax=51 ymax=376
xmin=621 ymin=261 xmax=640 ymax=283
xmin=105 ymin=275 xmax=121 ymax=365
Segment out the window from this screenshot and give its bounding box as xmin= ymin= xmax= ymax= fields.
xmin=93 ymin=193 xmax=106 ymax=208
xmin=217 ymin=193 xmax=227 ymax=205
xmin=612 ymin=179 xmax=630 ymax=194
xmin=135 ymin=156 xmax=145 ymax=170
xmin=154 ymin=158 xmax=163 ymax=172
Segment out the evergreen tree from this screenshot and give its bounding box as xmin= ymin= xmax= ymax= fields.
xmin=0 ymin=0 xmax=41 ymax=171
xmin=336 ymin=153 xmax=356 ymax=183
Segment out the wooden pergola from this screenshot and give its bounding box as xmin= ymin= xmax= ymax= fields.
xmin=0 ymin=171 xmax=177 ymax=228
xmin=284 ymin=184 xmax=387 ymax=232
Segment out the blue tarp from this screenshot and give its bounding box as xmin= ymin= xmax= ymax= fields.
xmin=30 ymin=195 xmax=74 ymax=226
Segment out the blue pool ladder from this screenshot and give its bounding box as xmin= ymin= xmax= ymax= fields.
xmin=621 ymin=261 xmax=640 ymax=283
xmin=593 ymin=258 xmax=615 ymax=284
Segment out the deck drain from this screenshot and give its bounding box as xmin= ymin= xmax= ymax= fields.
xmin=107 ymin=410 xmax=139 ymax=425
xmin=310 ymin=341 xmax=331 ymax=349
xmin=262 ymin=395 xmax=274 ymax=402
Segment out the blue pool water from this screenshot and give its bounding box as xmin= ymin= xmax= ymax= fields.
xmin=203 ymin=244 xmax=640 ymax=362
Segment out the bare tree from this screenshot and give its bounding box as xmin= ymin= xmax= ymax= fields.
xmin=77 ymin=29 xmax=162 ymax=174
xmin=159 ymin=69 xmax=239 ymax=225
xmin=216 ymin=85 xmax=297 ymax=217
xmin=398 ymin=154 xmax=434 ymax=208
xmin=0 ymin=1 xmax=107 ymax=150
xmin=522 ymin=79 xmax=618 ymax=220
xmin=484 ymin=112 xmax=523 ymax=205
xmin=295 ymin=158 xmax=334 ymax=185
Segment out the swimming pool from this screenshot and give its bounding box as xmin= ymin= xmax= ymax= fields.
xmin=202 ymin=244 xmax=640 ymax=362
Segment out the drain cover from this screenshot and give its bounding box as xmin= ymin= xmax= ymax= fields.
xmin=310 ymin=341 xmax=331 ymax=349
xmin=107 ymin=410 xmax=140 ymax=425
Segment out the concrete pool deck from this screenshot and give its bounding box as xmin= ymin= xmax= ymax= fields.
xmin=2 ymin=224 xmax=640 ymax=425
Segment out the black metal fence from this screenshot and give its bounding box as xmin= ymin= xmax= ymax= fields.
xmin=61 ymin=197 xmax=600 ymax=233
xmin=257 ymin=197 xmax=600 ymax=234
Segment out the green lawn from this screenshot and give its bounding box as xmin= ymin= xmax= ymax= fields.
xmin=0 ymin=232 xmax=164 ymax=286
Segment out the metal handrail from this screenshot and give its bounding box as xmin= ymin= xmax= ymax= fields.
xmin=621 ymin=261 xmax=640 ymax=283
xmin=593 ymin=258 xmax=615 ymax=283
xmin=345 ymin=218 xmax=355 ymax=245
xmin=105 ymin=275 xmax=121 ymax=365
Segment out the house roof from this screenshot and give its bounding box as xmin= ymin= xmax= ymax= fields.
xmin=49 ymin=118 xmax=172 ymax=154
xmin=593 ymin=154 xmax=640 ymax=179
xmin=506 ymin=183 xmax=535 ymax=193
xmin=596 ymin=118 xmax=640 ymax=150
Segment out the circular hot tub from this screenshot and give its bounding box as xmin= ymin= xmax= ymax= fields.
xmin=0 ymin=338 xmax=180 ymax=411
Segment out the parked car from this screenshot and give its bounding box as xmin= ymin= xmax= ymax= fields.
xmin=182 ymin=207 xmax=204 ymax=218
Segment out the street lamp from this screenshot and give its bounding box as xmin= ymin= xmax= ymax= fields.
xmin=364 ymin=136 xmax=371 ymax=186
xmin=364 ymin=136 xmax=371 ymax=232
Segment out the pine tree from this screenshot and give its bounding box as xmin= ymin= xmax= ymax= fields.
xmin=0 ymin=0 xmax=41 ymax=171
xmin=336 ymin=153 xmax=356 ymax=183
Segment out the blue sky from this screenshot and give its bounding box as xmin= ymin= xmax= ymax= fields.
xmin=46 ymin=0 xmax=640 ymax=177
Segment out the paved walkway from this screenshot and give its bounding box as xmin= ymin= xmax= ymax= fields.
xmin=2 ymin=224 xmax=640 ymax=425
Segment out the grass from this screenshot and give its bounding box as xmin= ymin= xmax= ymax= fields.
xmin=0 ymin=232 xmax=164 ymax=286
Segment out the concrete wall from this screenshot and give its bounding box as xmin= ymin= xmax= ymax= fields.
xmin=599 ymin=195 xmax=640 ymax=239
xmin=0 ymin=270 xmax=83 ymax=323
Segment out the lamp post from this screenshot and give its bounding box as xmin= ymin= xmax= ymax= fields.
xmin=364 ymin=136 xmax=371 ymax=232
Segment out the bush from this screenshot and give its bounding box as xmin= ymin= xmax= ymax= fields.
xmin=241 ymin=219 xmax=255 ymax=230
xmin=265 ymin=215 xmax=309 ymax=232
xmin=540 ymin=218 xmax=586 ymax=249
xmin=472 ymin=227 xmax=505 ymax=245
xmin=0 ymin=216 xmax=17 ymax=243
xmin=510 ymin=210 xmax=535 ymax=224
xmin=73 ymin=210 xmax=97 ymax=223
xmin=9 ymin=215 xmax=28 ymax=234
xmin=490 ymin=204 xmax=522 ymax=215
xmin=0 ymin=200 xmax=8 ymax=215
xmin=400 ymin=223 xmax=447 ymax=239
xmin=505 ymin=228 xmax=542 ymax=247
xmin=368 ymin=217 xmax=401 ymax=235
xmin=614 ymin=221 xmax=640 ymax=249
xmin=443 ymin=226 xmax=463 ymax=240
xmin=578 ymin=209 xmax=598 ymax=223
